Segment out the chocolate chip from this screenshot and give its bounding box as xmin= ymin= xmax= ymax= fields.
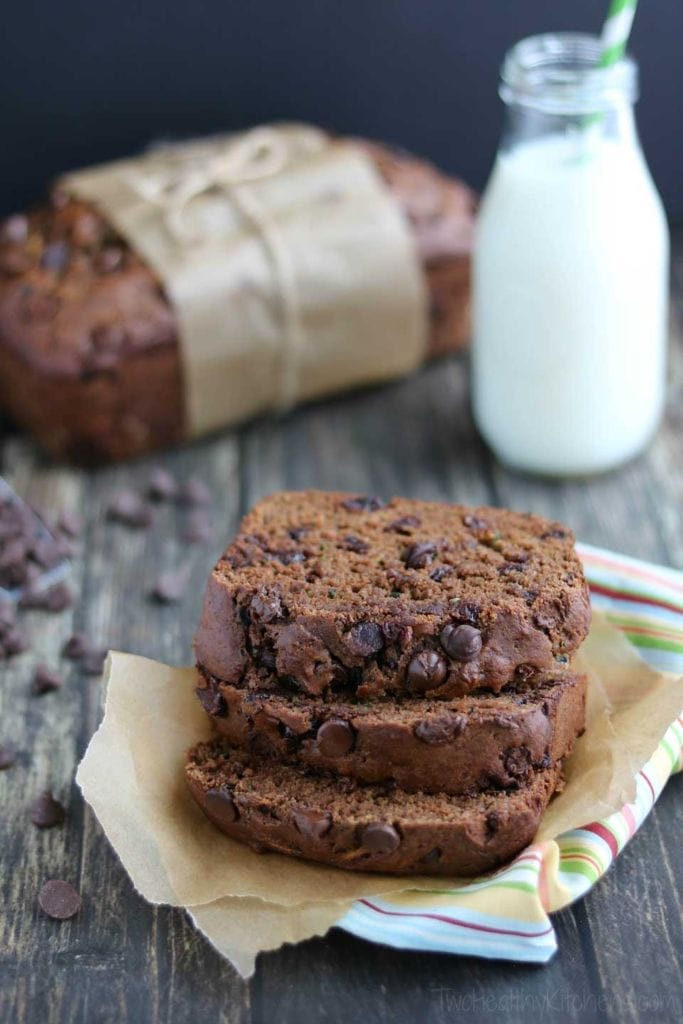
xmin=33 ymin=664 xmax=63 ymax=695
xmin=345 ymin=622 xmax=384 ymax=657
xmin=107 ymin=491 xmax=155 ymax=528
xmin=183 ymin=508 xmax=211 ymax=544
xmin=1 ymin=214 xmax=28 ymax=245
xmin=30 ymin=791 xmax=66 ymax=828
xmin=180 ymin=478 xmax=212 ymax=507
xmin=293 ymin=809 xmax=332 ymax=840
xmin=414 ymin=712 xmax=467 ymax=745
xmin=62 ymin=633 xmax=88 ymax=659
xmin=3 ymin=627 xmax=29 ymax=657
xmin=361 ymin=822 xmax=401 ymax=855
xmin=19 ymin=582 xmax=73 ymax=612
xmin=41 ymin=241 xmax=70 ymax=272
xmin=341 ymin=495 xmax=386 ymax=512
xmin=485 ymin=812 xmax=501 ymax=838
xmin=0 ymin=744 xmax=17 ymax=769
xmin=80 ymin=647 xmax=107 ymax=676
xmin=196 ymin=686 xmax=227 ymax=717
xmin=440 ymin=623 xmax=482 ymax=662
xmin=150 ymin=570 xmax=187 ymax=604
xmin=250 ymin=590 xmax=283 ymax=623
xmin=56 ymin=510 xmax=82 ymax=538
xmin=204 ymin=788 xmax=238 ymax=825
xmin=91 ymin=323 xmax=126 ymax=351
xmin=95 ymin=246 xmax=123 ymax=273
xmin=288 ymin=527 xmax=309 ymax=541
xmin=420 ymin=848 xmax=442 ymax=869
xmin=274 ymin=550 xmax=305 ymax=565
xmin=386 ymin=515 xmax=421 ymax=534
xmin=402 ymin=541 xmax=437 ymax=569
xmin=38 ymin=880 xmax=81 ymax=920
xmin=429 ymin=566 xmax=453 ymax=582
xmin=341 ymin=535 xmax=369 ymax=554
xmin=145 ymin=467 xmax=176 ymax=502
xmin=316 ymin=718 xmax=355 ymax=757
xmin=406 ymin=650 xmax=448 ymax=692
xmin=542 ymin=528 xmax=568 ymax=540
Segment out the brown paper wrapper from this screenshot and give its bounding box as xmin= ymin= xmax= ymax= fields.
xmin=59 ymin=125 xmax=428 ymax=436
xmin=76 ymin=612 xmax=683 ymax=976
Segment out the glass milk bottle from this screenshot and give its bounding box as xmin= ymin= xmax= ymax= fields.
xmin=472 ymin=34 xmax=669 ymax=476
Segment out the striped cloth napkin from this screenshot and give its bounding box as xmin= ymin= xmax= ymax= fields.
xmin=337 ymin=544 xmax=683 ymax=962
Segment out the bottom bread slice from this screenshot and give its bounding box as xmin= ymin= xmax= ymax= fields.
xmin=185 ymin=740 xmax=563 ymax=876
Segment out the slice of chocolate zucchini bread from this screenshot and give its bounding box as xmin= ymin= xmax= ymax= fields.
xmin=194 ymin=492 xmax=591 ymax=699
xmin=196 ymin=668 xmax=586 ymax=796
xmin=185 ymin=739 xmax=564 ymax=876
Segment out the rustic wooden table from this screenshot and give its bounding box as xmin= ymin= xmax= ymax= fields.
xmin=1 ymin=234 xmax=682 ymax=1024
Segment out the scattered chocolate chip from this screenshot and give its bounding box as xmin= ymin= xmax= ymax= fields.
xmin=38 ymin=880 xmax=81 ymax=921
xmin=361 ymin=822 xmax=401 ymax=855
xmin=414 ymin=712 xmax=467 ymax=745
xmin=107 ymin=491 xmax=155 ymax=528
xmin=204 ymin=788 xmax=238 ymax=825
xmin=534 ymin=611 xmax=557 ymax=631
xmin=56 ymin=510 xmax=82 ymax=538
xmin=180 ymin=478 xmax=212 ymax=507
xmin=406 ymin=650 xmax=448 ymax=693
xmin=429 ymin=566 xmax=453 ymax=583
xmin=386 ymin=515 xmax=421 ymax=534
xmin=40 ymin=241 xmax=70 ymax=272
xmin=542 ymin=528 xmax=568 ymax=540
xmin=147 ymin=467 xmax=177 ymax=501
xmin=0 ymin=744 xmax=17 ymax=769
xmin=273 ymin=549 xmax=305 ymax=566
xmin=402 ymin=541 xmax=437 ymax=570
xmin=33 ymin=664 xmax=63 ymax=695
xmin=19 ymin=582 xmax=73 ymax=612
xmin=293 ymin=809 xmax=332 ymax=840
xmin=62 ymin=633 xmax=88 ymax=659
xmin=29 ymin=791 xmax=66 ymax=828
xmin=183 ymin=508 xmax=211 ymax=544
xmin=1 ymin=213 xmax=29 ymax=245
xmin=341 ymin=534 xmax=369 ymax=554
xmin=150 ymin=570 xmax=187 ymax=604
xmin=80 ymin=647 xmax=107 ymax=676
xmin=462 ymin=514 xmax=490 ymax=531
xmin=345 ymin=622 xmax=384 ymax=657
xmin=341 ymin=495 xmax=386 ymax=512
xmin=316 ymin=718 xmax=355 ymax=757
xmin=287 ymin=527 xmax=309 ymax=541
xmin=440 ymin=623 xmax=482 ymax=662
xmin=3 ymin=627 xmax=29 ymax=657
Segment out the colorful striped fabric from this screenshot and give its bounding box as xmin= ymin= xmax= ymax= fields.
xmin=337 ymin=544 xmax=683 ymax=962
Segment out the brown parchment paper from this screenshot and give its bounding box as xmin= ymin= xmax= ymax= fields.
xmin=59 ymin=125 xmax=428 ymax=436
xmin=76 ymin=612 xmax=683 ymax=976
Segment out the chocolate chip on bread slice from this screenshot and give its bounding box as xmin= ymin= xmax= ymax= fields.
xmin=194 ymin=491 xmax=590 ymax=698
xmin=197 ymin=668 xmax=586 ymax=796
xmin=185 ymin=739 xmax=564 ymax=876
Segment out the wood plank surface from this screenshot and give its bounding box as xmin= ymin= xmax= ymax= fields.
xmin=1 ymin=236 xmax=682 ymax=1024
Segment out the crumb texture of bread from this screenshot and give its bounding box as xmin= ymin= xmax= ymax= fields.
xmin=185 ymin=739 xmax=563 ymax=876
xmin=197 ymin=668 xmax=587 ymax=795
xmin=194 ymin=491 xmax=591 ymax=699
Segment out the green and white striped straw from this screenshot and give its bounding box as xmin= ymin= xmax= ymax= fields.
xmin=598 ymin=0 xmax=638 ymax=68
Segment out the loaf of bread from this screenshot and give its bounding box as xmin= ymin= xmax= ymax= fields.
xmin=186 ymin=492 xmax=589 ymax=876
xmin=0 ymin=139 xmax=475 ymax=463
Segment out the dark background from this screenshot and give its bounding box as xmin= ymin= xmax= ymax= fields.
xmin=2 ymin=0 xmax=682 ymax=217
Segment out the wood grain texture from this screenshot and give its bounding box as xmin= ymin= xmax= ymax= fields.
xmin=1 ymin=234 xmax=682 ymax=1024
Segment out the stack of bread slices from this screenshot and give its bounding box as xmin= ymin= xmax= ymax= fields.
xmin=185 ymin=491 xmax=590 ymax=876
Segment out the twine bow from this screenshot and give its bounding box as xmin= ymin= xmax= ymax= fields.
xmin=126 ymin=126 xmax=322 ymax=409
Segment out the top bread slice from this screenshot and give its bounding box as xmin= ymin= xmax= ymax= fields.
xmin=194 ymin=491 xmax=590 ymax=699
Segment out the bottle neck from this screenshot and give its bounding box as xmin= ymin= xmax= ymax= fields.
xmin=499 ymin=101 xmax=640 ymax=154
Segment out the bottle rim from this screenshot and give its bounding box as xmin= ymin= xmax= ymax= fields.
xmin=500 ymin=33 xmax=638 ymax=114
